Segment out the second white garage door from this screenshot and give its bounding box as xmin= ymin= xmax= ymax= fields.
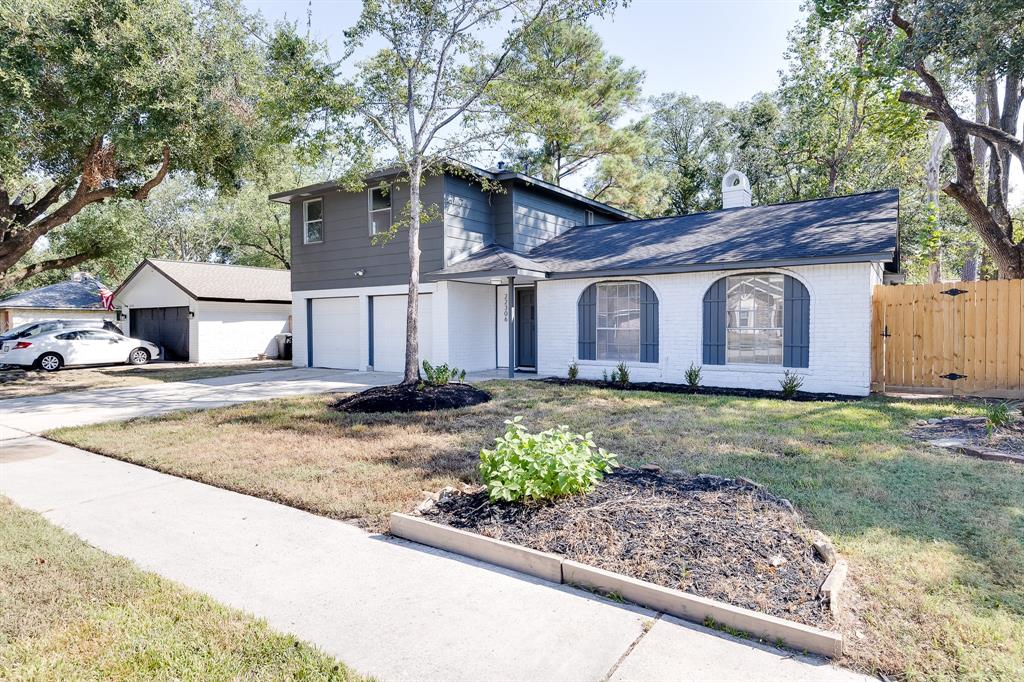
xmin=311 ymin=297 xmax=360 ymax=369
xmin=372 ymin=294 xmax=432 ymax=373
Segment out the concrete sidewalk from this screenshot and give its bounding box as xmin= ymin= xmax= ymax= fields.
xmin=0 ymin=437 xmax=869 ymax=681
xmin=0 ymin=367 xmax=395 ymax=439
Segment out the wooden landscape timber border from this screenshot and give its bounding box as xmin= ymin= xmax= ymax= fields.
xmin=389 ymin=513 xmax=844 ymax=658
xmin=872 ymin=279 xmax=1024 ymax=397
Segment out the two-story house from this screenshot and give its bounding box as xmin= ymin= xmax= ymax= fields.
xmin=272 ymin=165 xmax=899 ymax=396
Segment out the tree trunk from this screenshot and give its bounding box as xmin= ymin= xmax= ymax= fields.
xmin=403 ymin=161 xmax=423 ymax=385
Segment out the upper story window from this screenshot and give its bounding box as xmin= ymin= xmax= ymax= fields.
xmin=369 ymin=186 xmax=392 ymax=236
xmin=725 ymin=274 xmax=784 ymax=365
xmin=303 ymin=198 xmax=323 ymax=244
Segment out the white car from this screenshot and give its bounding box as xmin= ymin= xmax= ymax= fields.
xmin=0 ymin=328 xmax=160 ymax=371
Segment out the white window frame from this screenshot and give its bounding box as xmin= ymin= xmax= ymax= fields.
xmin=303 ymin=198 xmax=324 ymax=244
xmin=596 ymin=282 xmax=641 ymax=362
xmin=368 ymin=186 xmax=392 ymax=236
xmin=725 ymin=273 xmax=784 ymax=366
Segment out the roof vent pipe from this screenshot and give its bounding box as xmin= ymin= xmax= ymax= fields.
xmin=722 ymin=169 xmax=752 ymax=209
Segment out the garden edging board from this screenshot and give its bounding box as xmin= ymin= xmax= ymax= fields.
xmin=389 ymin=513 xmax=843 ymax=658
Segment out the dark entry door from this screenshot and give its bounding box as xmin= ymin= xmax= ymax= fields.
xmin=130 ymin=307 xmax=189 ymax=361
xmin=516 ymin=288 xmax=536 ymax=368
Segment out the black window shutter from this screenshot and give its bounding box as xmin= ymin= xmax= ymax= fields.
xmin=703 ymin=278 xmax=727 ymax=364
xmin=783 ymin=275 xmax=810 ymax=368
xmin=578 ymin=284 xmax=597 ymax=360
xmin=640 ymin=283 xmax=659 ymax=363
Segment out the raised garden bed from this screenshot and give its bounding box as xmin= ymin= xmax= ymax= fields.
xmin=420 ymin=468 xmax=838 ymax=630
xmin=536 ymin=377 xmax=860 ymax=402
xmin=333 ymin=382 xmax=491 ymax=413
xmin=912 ymin=415 xmax=1024 ymax=463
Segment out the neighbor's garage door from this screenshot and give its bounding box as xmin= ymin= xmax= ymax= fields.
xmin=310 ymin=297 xmax=359 ymax=369
xmin=130 ymin=307 xmax=190 ymax=361
xmin=372 ymin=294 xmax=432 ymax=373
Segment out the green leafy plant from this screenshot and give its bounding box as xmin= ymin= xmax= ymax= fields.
xmin=684 ymin=363 xmax=702 ymax=388
xmin=459 ymin=368 xmax=467 ymax=384
xmin=986 ymin=402 xmax=1013 ymax=434
xmin=567 ymin=360 xmax=579 ymax=382
xmin=479 ymin=417 xmax=619 ymax=502
xmin=779 ymin=370 xmax=803 ymax=399
xmin=421 ymin=360 xmax=461 ymax=387
xmin=611 ymin=362 xmax=630 ymax=386
xmin=602 ymin=369 xmax=609 ymax=382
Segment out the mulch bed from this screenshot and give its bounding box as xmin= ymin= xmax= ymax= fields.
xmin=333 ymin=382 xmax=491 ymax=413
xmin=423 ymin=469 xmax=835 ymax=629
xmin=912 ymin=416 xmax=1024 ymax=458
xmin=537 ymin=377 xmax=860 ymax=402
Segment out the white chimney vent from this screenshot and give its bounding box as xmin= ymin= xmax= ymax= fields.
xmin=722 ymin=169 xmax=752 ymax=209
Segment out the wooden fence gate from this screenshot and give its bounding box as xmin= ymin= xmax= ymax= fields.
xmin=871 ymin=279 xmax=1024 ymax=397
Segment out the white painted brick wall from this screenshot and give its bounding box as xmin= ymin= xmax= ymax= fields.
xmin=446 ymin=281 xmax=497 ymax=371
xmin=536 ymin=264 xmax=875 ymax=396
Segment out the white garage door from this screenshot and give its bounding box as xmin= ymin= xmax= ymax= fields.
xmin=372 ymin=294 xmax=432 ymax=373
xmin=311 ymin=297 xmax=360 ymax=369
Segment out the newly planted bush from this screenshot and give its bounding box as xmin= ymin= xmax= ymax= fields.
xmin=567 ymin=360 xmax=579 ymax=382
xmin=779 ymin=370 xmax=804 ymax=398
xmin=422 ymin=360 xmax=461 ymax=387
xmin=611 ymin=362 xmax=630 ymax=386
xmin=986 ymin=401 xmax=1013 ymax=434
xmin=684 ymin=363 xmax=702 ymax=388
xmin=479 ymin=417 xmax=618 ymax=502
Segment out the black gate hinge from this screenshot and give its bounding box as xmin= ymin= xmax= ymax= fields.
xmin=941 ymin=287 xmax=968 ymax=297
xmin=880 ymin=325 xmax=891 ymax=338
xmin=939 ymin=373 xmax=968 ymax=381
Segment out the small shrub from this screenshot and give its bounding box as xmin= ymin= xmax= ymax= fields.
xmin=684 ymin=363 xmax=702 ymax=388
xmin=602 ymin=369 xmax=609 ymax=382
xmin=986 ymin=401 xmax=1013 ymax=434
xmin=611 ymin=362 xmax=630 ymax=386
xmin=459 ymin=369 xmax=467 ymax=384
xmin=779 ymin=370 xmax=803 ymax=398
xmin=479 ymin=417 xmax=619 ymax=502
xmin=422 ymin=360 xmax=461 ymax=387
xmin=567 ymin=360 xmax=579 ymax=382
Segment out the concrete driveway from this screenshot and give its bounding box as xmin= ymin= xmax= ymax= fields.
xmin=0 ymin=367 xmax=396 ymax=439
xmin=0 ymin=438 xmax=871 ymax=682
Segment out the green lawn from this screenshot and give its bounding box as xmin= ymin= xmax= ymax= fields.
xmin=49 ymin=381 xmax=1024 ymax=680
xmin=0 ymin=496 xmax=363 ymax=681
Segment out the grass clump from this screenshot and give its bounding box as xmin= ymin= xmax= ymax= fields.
xmin=0 ymin=497 xmax=361 ymax=681
xmin=479 ymin=416 xmax=618 ymax=502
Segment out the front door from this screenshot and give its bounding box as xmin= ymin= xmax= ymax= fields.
xmin=516 ymin=288 xmax=536 ymax=368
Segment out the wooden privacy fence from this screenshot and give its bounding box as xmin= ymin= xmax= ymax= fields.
xmin=872 ymin=279 xmax=1024 ymax=397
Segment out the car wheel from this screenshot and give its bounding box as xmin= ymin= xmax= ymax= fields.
xmin=128 ymin=348 xmax=151 ymax=365
xmin=37 ymin=353 xmax=63 ymax=372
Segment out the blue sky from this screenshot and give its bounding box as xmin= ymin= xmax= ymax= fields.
xmin=244 ymin=0 xmax=807 ymax=106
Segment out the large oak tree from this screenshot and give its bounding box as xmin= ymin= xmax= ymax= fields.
xmin=0 ymin=0 xmax=342 ymax=292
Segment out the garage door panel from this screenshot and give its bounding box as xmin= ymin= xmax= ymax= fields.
xmin=372 ymin=294 xmax=432 ymax=373
xmin=311 ymin=297 xmax=359 ymax=369
xmin=130 ymin=307 xmax=189 ymax=361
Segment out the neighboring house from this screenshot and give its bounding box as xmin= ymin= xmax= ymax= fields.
xmin=274 ymin=166 xmax=898 ymax=396
xmin=0 ymin=274 xmax=116 ymax=332
xmin=114 ymin=259 xmax=291 ymax=362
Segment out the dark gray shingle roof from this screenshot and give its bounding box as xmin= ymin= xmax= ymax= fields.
xmin=0 ymin=277 xmax=108 ymax=310
xmin=428 ymin=189 xmax=898 ymax=279
xmin=119 ymin=260 xmax=291 ymax=303
xmin=438 ymin=245 xmax=548 ymax=276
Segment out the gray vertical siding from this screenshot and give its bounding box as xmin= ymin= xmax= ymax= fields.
xmin=443 ymin=176 xmax=495 ymax=264
xmin=492 ymin=184 xmax=515 ymax=249
xmin=289 ymin=173 xmax=445 ymax=291
xmin=512 ymin=187 xmax=585 ymax=252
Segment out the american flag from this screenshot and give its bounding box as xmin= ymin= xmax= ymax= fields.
xmin=99 ymin=286 xmax=114 ymax=311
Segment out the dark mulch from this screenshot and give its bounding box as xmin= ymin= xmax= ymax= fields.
xmin=423 ymin=469 xmax=834 ymax=628
xmin=333 ymin=382 xmax=491 ymax=413
xmin=912 ymin=416 xmax=1024 ymax=457
xmin=537 ymin=377 xmax=860 ymax=402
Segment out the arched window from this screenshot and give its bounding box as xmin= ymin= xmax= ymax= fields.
xmin=703 ymin=273 xmax=809 ymax=367
xmin=578 ymin=281 xmax=658 ymax=363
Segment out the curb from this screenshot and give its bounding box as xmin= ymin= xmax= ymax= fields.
xmin=389 ymin=512 xmax=843 ymax=658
